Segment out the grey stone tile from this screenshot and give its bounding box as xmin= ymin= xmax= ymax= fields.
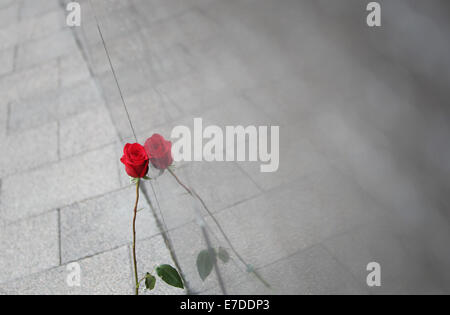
xmin=160 ymin=220 xmax=244 ymax=294
xmin=0 ymin=9 xmax=65 ymax=51
xmin=8 ymin=92 xmax=59 ymax=133
xmin=60 ymin=186 xmax=159 ymax=263
xmin=0 ymin=234 xmax=184 ymax=295
xmin=140 ymin=6 xmax=220 ymax=50
xmin=97 ymin=61 xmax=151 ymax=104
xmin=155 ymin=69 xmax=233 ymax=115
xmin=94 ymin=39 xmax=192 ymax=95
xmin=134 ymin=235 xmax=187 ymax=295
xmin=0 ymin=60 xmax=59 ymax=101
xmin=58 ymin=79 xmax=104 ymax=117
xmin=143 ymin=159 xmax=261 ymax=231
xmin=302 ymin=106 xmax=440 ymax=228
xmin=323 ymin=223 xmax=447 ymax=294
xmin=199 ymin=172 xmax=378 ymax=270
xmin=0 ymin=145 xmax=121 ymax=222
xmin=19 ymin=0 xmax=61 ymax=20
xmin=78 ymin=0 xmax=129 ymax=17
xmin=0 ymin=24 xmax=17 ymax=51
xmin=204 ymin=245 xmax=368 ymax=295
xmin=243 ymin=75 xmax=320 ymax=125
xmin=88 ymin=4 xmax=223 ymax=76
xmin=89 ymin=27 xmax=197 ymax=85
xmin=199 ymin=95 xmax=279 ymax=135
xmin=19 ymin=9 xmax=66 ymax=42
xmin=0 ymin=0 xmax=15 ymax=7
xmin=0 ymin=246 xmax=132 ymax=295
xmin=0 ymin=101 xmax=7 ymax=135
xmin=0 ymin=2 xmax=19 ymax=28
xmin=75 ymin=2 xmax=119 ymax=33
xmin=0 ymin=122 xmax=58 ymax=177
xmin=83 ymin=41 xmax=111 ymax=77
xmin=205 ymin=0 xmax=305 ymax=80
xmin=0 ymin=47 xmax=14 ymax=76
xmin=59 ymin=107 xmax=118 ymax=159
xmin=80 ymin=3 xmax=139 ymax=47
xmin=144 ymin=43 xmax=197 ymax=85
xmin=8 ymin=80 xmax=103 ymax=133
xmin=89 ymin=0 xmax=132 ymax=15
xmin=87 ymin=31 xmax=148 ymax=76
xmin=59 ymin=51 xmax=91 ymax=88
xmin=236 ymin=122 xmax=330 ymax=191
xmin=16 ymin=30 xmax=77 ymax=70
xmin=154 ymin=94 xmax=279 ymax=162
xmin=191 ymin=96 xmax=326 ymax=191
xmin=186 ymin=37 xmax=258 ymax=91
xmin=0 ymin=211 xmax=59 ymax=284
xmin=131 ymin=113 xmax=197 ymax=145
xmin=108 ymin=87 xmax=182 ymax=139
xmin=132 ymin=0 xmax=198 ymax=24
xmin=184 ymin=162 xmax=262 ymax=213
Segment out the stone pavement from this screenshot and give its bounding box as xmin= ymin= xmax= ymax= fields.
xmin=1 ymin=0 xmax=450 ymax=295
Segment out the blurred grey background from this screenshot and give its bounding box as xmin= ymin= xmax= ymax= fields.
xmin=0 ymin=0 xmax=449 ymax=294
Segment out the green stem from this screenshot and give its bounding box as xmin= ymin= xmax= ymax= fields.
xmin=132 ymin=179 xmax=141 ymax=295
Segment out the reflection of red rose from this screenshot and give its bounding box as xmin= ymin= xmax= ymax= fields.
xmin=120 ymin=143 xmax=149 ymax=178
xmin=144 ymin=134 xmax=173 ymax=170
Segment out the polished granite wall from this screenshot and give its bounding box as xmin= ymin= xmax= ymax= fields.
xmin=0 ymin=0 xmax=449 ymax=294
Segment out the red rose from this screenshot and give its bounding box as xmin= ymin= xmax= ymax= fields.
xmin=144 ymin=134 xmax=173 ymax=170
xmin=120 ymin=143 xmax=149 ymax=178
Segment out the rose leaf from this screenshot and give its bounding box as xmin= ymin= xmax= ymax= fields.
xmin=156 ymin=265 xmax=184 ymax=289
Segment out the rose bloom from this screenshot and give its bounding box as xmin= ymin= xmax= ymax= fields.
xmin=144 ymin=134 xmax=173 ymax=170
xmin=120 ymin=143 xmax=149 ymax=178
